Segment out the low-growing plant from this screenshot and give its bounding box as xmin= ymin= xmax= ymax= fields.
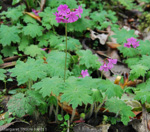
xmin=1 ymin=0 xmax=150 ymax=129
xmin=57 ymin=114 xmax=74 ymax=132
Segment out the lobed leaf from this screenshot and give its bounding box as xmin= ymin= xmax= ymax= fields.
xmin=0 ymin=25 xmax=20 ymax=46
xmin=105 ymin=98 xmax=135 ymax=125
xmin=129 ymin=64 xmax=149 ymax=80
xmin=46 ymin=50 xmax=72 ymax=78
xmin=113 ymin=28 xmax=137 ymax=45
xmin=134 ymin=79 xmax=150 ymax=104
xmin=22 ymin=23 xmax=43 ymax=38
xmin=0 ymin=69 xmax=6 ymax=81
xmin=24 ymin=45 xmax=45 ymax=57
xmin=32 ymin=77 xmax=64 ymax=97
xmin=9 ymin=58 xmax=47 ymax=85
xmin=76 ymin=50 xmax=101 ymax=69
xmin=61 ymin=77 xmax=93 ymax=109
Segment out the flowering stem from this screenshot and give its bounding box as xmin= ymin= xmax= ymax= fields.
xmin=64 ymin=23 xmax=67 ymax=82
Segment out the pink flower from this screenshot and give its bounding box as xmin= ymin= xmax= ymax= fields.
xmin=75 ymin=6 xmax=83 ymax=18
xmin=127 ymin=37 xmax=137 ymax=44
xmin=67 ymin=12 xmax=78 ymax=23
xmin=108 ymin=58 xmax=117 ymax=64
xmin=54 ymin=12 xmax=68 ymax=23
xmin=54 ymin=4 xmax=83 ymax=23
xmin=124 ymin=42 xmax=131 ymax=48
xmin=132 ymin=41 xmax=139 ymax=48
xmin=124 ymin=37 xmax=140 ymax=48
xmin=107 ymin=59 xmax=117 ymax=69
xmin=56 ymin=16 xmax=67 ymax=23
xmin=81 ymin=70 xmax=89 ymax=78
xmin=57 ymin=4 xmax=70 ymax=17
xmin=99 ymin=59 xmax=117 ymax=71
xmin=32 ymin=9 xmax=41 ymax=16
xmin=99 ymin=63 xmax=109 ymax=72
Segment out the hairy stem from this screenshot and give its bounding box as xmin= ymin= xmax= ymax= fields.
xmin=84 ymin=104 xmax=88 ymax=113
xmin=61 ymin=104 xmax=64 ymax=117
xmin=87 ymin=103 xmax=94 ymax=119
xmin=64 ymin=23 xmax=68 ymax=82
xmin=49 ymin=104 xmax=53 ymax=118
xmin=71 ymin=109 xmax=76 ymax=122
xmin=95 ymin=96 xmax=107 ymax=117
xmin=55 ymin=99 xmax=59 ymax=122
xmin=67 ymin=119 xmax=70 ymax=132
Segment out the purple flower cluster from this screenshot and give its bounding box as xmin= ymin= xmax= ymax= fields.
xmin=99 ymin=58 xmax=117 ymax=72
xmin=124 ymin=37 xmax=139 ymax=48
xmin=54 ymin=4 xmax=83 ymax=23
xmin=32 ymin=9 xmax=41 ymax=16
xmin=79 ymin=70 xmax=89 ymax=78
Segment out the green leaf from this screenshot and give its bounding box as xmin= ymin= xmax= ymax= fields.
xmin=138 ymin=55 xmax=150 ymax=69
xmin=0 ymin=69 xmax=6 ymax=81
xmin=91 ymin=89 xmax=103 ymax=102
xmin=2 ymin=6 xmax=24 ymax=21
xmin=129 ymin=64 xmax=149 ymax=80
xmin=12 ymin=0 xmax=21 ymax=5
xmin=137 ymin=40 xmax=150 ymax=55
xmin=24 ymin=45 xmax=45 ymax=57
xmin=46 ymin=0 xmax=60 ymax=8
xmin=7 ymin=93 xmax=34 ymax=117
xmin=0 ymin=25 xmax=20 ymax=46
xmin=6 ymin=117 xmax=14 ymax=123
xmin=18 ymin=35 xmax=30 ymax=51
xmin=32 ymin=77 xmax=64 ymax=97
xmin=125 ymin=57 xmax=140 ymax=68
xmin=47 ymin=0 xmax=78 ymax=8
xmin=71 ymin=64 xmax=87 ymax=77
xmin=48 ymin=96 xmax=57 ymax=106
xmin=46 ymin=51 xmax=72 ymax=78
xmin=38 ymin=32 xmax=51 ymax=47
xmin=107 ymin=10 xmax=118 ymax=23
xmin=1 ymin=46 xmax=17 ymax=57
xmin=0 ymin=56 xmax=3 ymax=64
xmin=49 ymin=35 xmax=82 ymax=51
xmin=26 ymin=90 xmax=46 ymax=105
xmin=118 ymin=46 xmax=139 ymax=57
xmin=105 ymin=98 xmax=135 ymax=125
xmin=39 ymin=7 xmax=58 ymax=29
xmin=0 ymin=120 xmax=5 ymax=126
xmin=57 ymin=114 xmax=63 ymax=121
xmin=64 ymin=114 xmax=70 ymax=121
xmin=22 ymin=23 xmax=43 ymax=38
xmin=135 ymin=91 xmax=150 ymax=104
xmin=76 ymin=50 xmax=101 ymax=69
xmin=90 ymin=10 xmax=107 ymax=24
xmin=64 ymin=0 xmax=78 ymax=8
xmin=112 ymin=28 xmax=137 ymax=44
xmin=22 ymin=15 xmax=37 ymax=24
xmin=117 ymin=0 xmax=135 ymax=10
xmin=61 ymin=77 xmax=93 ymax=109
xmin=134 ymin=79 xmax=150 ymax=104
xmin=67 ymin=17 xmax=92 ymax=32
xmin=7 ymin=91 xmax=45 ymax=117
xmin=97 ymin=79 xmax=123 ymax=98
xmin=9 ymin=58 xmax=47 ymax=85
